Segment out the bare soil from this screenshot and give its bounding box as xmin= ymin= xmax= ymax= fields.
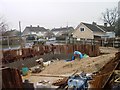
xmin=23 ymin=47 xmax=119 ymax=84
xmin=40 ymin=47 xmax=118 ymax=75
xmin=40 ymin=54 xmax=115 ymax=75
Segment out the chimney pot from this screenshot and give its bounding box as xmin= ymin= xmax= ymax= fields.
xmin=92 ymin=22 xmax=97 ymax=25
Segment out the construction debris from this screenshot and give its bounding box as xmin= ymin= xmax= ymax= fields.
xmin=52 ymin=77 xmax=68 ymax=86
xmin=43 ymin=61 xmax=51 ymax=67
xmin=67 ymin=72 xmax=92 ymax=89
xmin=30 ymin=66 xmax=43 ymax=73
xmin=52 ymin=70 xmax=78 ymax=86
xmin=30 ymin=58 xmax=45 ymax=73
xmin=35 ymin=80 xmax=51 ymax=88
xmin=2 ymin=46 xmax=119 ymax=89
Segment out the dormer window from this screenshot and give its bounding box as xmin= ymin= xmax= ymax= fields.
xmin=80 ymin=28 xmax=84 ymax=32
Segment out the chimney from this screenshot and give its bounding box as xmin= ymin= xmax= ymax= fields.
xmin=104 ymin=23 xmax=107 ymax=27
xmin=92 ymin=22 xmax=97 ymax=25
xmin=37 ymin=25 xmax=39 ymax=27
xmin=30 ymin=25 xmax=32 ymax=27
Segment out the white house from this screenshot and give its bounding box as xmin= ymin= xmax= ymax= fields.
xmin=51 ymin=26 xmax=74 ymax=36
xmin=73 ymin=22 xmax=115 ymax=40
xmin=23 ymin=25 xmax=49 ymax=37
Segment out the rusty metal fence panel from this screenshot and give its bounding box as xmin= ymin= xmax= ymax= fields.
xmin=1 ymin=44 xmax=100 ymax=64
xmin=2 ymin=67 xmax=23 ymax=89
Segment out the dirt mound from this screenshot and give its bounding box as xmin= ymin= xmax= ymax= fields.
xmin=100 ymin=47 xmax=118 ymax=54
xmin=40 ymin=53 xmax=115 ymax=75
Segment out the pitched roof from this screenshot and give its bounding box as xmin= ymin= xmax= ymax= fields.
xmin=25 ymin=26 xmax=49 ymax=32
xmin=3 ymin=30 xmax=20 ymax=36
xmin=44 ymin=31 xmax=55 ymax=37
xmin=97 ymin=25 xmax=114 ymax=32
xmin=51 ymin=27 xmax=74 ymax=32
xmin=82 ymin=23 xmax=105 ymax=33
xmin=82 ymin=22 xmax=115 ymax=33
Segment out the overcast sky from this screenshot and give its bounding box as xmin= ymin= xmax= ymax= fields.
xmin=0 ymin=0 xmax=119 ymax=31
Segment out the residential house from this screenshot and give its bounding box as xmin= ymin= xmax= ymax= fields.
xmin=97 ymin=24 xmax=115 ymax=38
xmin=1 ymin=29 xmax=22 ymax=45
xmin=2 ymin=29 xmax=20 ymax=36
xmin=51 ymin=26 xmax=74 ymax=36
xmin=23 ymin=25 xmax=50 ymax=37
xmin=44 ymin=31 xmax=55 ymax=39
xmin=73 ymin=22 xmax=115 ymax=40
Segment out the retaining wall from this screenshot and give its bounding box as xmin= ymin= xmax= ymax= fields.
xmin=1 ymin=44 xmax=100 ymax=64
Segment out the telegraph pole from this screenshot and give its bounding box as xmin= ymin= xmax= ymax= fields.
xmin=19 ymin=21 xmax=22 ymax=36
xmin=19 ymin=21 xmax=23 ymax=48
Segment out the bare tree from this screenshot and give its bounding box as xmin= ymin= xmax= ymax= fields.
xmin=102 ymin=7 xmax=118 ymax=29
xmin=0 ymin=16 xmax=8 ymax=36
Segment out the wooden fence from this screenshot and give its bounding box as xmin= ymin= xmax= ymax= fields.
xmin=1 ymin=44 xmax=100 ymax=64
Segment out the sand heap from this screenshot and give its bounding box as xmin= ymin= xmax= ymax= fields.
xmin=40 ymin=53 xmax=115 ymax=75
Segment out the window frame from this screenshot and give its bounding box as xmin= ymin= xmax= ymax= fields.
xmin=80 ymin=28 xmax=84 ymax=32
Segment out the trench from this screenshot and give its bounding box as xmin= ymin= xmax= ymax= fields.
xmin=4 ymin=53 xmax=73 ymax=70
xmin=89 ymin=52 xmax=120 ymax=89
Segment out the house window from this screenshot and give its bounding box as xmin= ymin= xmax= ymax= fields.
xmin=80 ymin=28 xmax=84 ymax=32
